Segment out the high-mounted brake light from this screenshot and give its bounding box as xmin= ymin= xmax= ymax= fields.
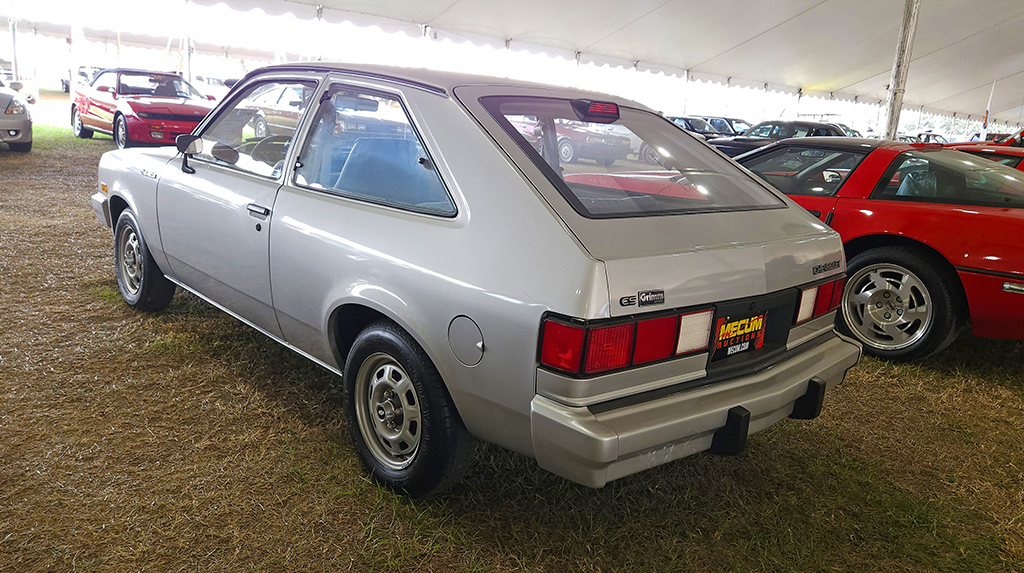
xmin=570 ymin=98 xmax=620 ymax=123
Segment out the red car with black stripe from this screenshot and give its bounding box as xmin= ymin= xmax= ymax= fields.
xmin=72 ymin=69 xmax=215 ymax=149
xmin=737 ymin=138 xmax=1024 ymax=360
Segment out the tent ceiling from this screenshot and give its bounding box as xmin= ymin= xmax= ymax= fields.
xmin=202 ymin=0 xmax=1024 ymax=122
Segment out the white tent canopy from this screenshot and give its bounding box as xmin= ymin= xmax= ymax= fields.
xmin=188 ymin=0 xmax=1024 ymax=123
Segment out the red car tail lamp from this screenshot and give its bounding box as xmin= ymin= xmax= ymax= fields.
xmin=539 ymin=321 xmax=585 ymax=374
xmin=583 ymin=323 xmax=635 ymax=374
xmin=539 ymin=308 xmax=715 ymax=377
xmin=796 ymin=276 xmax=846 ymax=324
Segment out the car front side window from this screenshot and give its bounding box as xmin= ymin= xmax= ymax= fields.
xmin=293 ymin=86 xmax=455 ymax=216
xmin=195 ymin=79 xmax=317 ymax=179
xmin=748 ymin=124 xmax=773 ymax=138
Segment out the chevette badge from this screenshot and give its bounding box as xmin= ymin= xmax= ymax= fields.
xmin=812 ymin=260 xmax=841 ymax=275
xmin=638 ymin=290 xmax=665 ymax=307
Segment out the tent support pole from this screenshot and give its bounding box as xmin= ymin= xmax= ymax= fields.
xmin=980 ymin=81 xmax=996 ymax=141
xmin=8 ymin=17 xmax=19 ymax=81
xmin=884 ymin=0 xmax=920 ymax=140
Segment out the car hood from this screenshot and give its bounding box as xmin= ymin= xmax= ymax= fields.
xmin=126 ymin=97 xmax=215 ymax=116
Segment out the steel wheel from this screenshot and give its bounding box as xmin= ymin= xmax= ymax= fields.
xmin=115 ymin=116 xmax=129 ymax=149
xmin=354 ymin=352 xmax=423 ymax=470
xmin=843 ymin=263 xmax=933 ymax=351
xmin=558 ymin=139 xmax=576 ymax=163
xmin=72 ymin=108 xmax=83 ymax=136
xmin=117 ymin=224 xmax=143 ymax=296
xmin=254 ymin=116 xmax=268 ymax=139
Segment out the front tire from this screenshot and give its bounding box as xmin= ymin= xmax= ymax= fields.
xmin=114 ymin=210 xmax=176 ymax=312
xmin=72 ymin=106 xmax=93 ymax=139
xmin=114 ymin=115 xmax=130 ymax=149
xmin=839 ymin=246 xmax=963 ymax=361
xmin=344 ymin=320 xmax=474 ymax=497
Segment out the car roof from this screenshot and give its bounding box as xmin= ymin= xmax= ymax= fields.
xmin=254 ymin=63 xmax=656 ymax=112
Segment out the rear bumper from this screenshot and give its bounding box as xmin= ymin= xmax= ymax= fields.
xmin=0 ymin=116 xmax=32 ymax=143
xmin=530 ymin=331 xmax=861 ymax=487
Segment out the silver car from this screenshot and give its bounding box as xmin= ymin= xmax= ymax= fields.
xmin=91 ymin=64 xmax=861 ymax=496
xmin=0 ymin=78 xmax=32 ymax=152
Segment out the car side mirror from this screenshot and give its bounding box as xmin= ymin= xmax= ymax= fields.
xmin=207 ymin=94 xmax=216 ymax=101
xmin=97 ymin=85 xmax=111 ymax=93
xmin=9 ymin=81 xmax=23 ymax=91
xmin=176 ymin=134 xmax=202 ymax=174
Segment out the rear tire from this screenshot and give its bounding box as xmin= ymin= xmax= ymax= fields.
xmin=344 ymin=320 xmax=475 ymax=497
xmin=114 ymin=210 xmax=176 ymax=312
xmin=639 ymin=143 xmax=660 ymax=164
xmin=601 ymin=158 xmax=616 ymax=167
xmin=838 ymin=246 xmax=963 ymax=361
xmin=557 ymin=139 xmax=577 ymax=164
xmin=8 ymin=141 xmax=31 ymax=153
xmin=72 ymin=106 xmax=93 ymax=139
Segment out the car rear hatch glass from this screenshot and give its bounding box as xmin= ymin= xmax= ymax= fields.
xmin=480 ymin=96 xmax=784 ymax=219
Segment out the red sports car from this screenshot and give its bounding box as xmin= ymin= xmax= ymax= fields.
xmin=737 ymin=138 xmax=1024 ymax=360
xmin=72 ymin=68 xmax=215 ymax=149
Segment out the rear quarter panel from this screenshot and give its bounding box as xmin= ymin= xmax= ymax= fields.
xmin=269 ymin=83 xmax=608 ymax=456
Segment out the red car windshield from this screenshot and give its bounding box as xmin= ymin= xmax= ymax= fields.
xmin=482 ymin=96 xmax=783 ymax=218
xmin=118 ymin=73 xmax=202 ymax=99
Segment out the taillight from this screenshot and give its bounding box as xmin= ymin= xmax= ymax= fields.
xmin=584 ymin=323 xmax=635 ymax=374
xmin=796 ymin=276 xmax=846 ymax=324
xmin=540 ymin=307 xmax=714 ymax=377
xmin=539 ymin=321 xmax=585 ymax=374
xmin=677 ymin=309 xmax=714 ymax=354
xmin=633 ymin=316 xmax=677 ymax=365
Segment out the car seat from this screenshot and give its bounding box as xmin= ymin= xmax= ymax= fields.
xmin=896 ymin=170 xmax=937 ymax=198
xmin=154 ymin=82 xmax=177 ymax=97
xmin=333 ymin=138 xmax=447 ymax=207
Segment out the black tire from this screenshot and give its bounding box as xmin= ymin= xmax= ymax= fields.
xmin=8 ymin=141 xmax=31 ymax=153
xmin=838 ymin=246 xmax=964 ymax=361
xmin=113 ymin=210 xmax=176 ymax=312
xmin=601 ymin=157 xmax=616 ymax=167
xmin=344 ymin=320 xmax=475 ymax=497
xmin=72 ymin=106 xmax=94 ymax=139
xmin=253 ymin=116 xmax=268 ymax=139
xmin=114 ymin=115 xmax=130 ymax=149
xmin=639 ymin=143 xmax=660 ymax=164
xmin=557 ymin=138 xmax=577 ymax=164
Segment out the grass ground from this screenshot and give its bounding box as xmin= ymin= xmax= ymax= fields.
xmin=1 ymin=126 xmax=1022 ymax=572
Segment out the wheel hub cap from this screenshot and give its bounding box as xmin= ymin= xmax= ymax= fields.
xmin=354 ymin=354 xmax=422 ymax=470
xmin=118 ymin=226 xmax=143 ymax=295
xmin=843 ymin=263 xmax=932 ymax=351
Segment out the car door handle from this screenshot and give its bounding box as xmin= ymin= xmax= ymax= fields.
xmin=247 ymin=204 xmax=271 ymax=218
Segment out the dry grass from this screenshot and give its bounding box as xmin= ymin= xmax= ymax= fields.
xmin=0 ymin=126 xmax=1022 ymax=572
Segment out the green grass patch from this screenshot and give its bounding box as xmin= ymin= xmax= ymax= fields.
xmin=28 ymin=123 xmax=114 ymax=152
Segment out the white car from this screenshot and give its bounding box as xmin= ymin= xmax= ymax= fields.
xmin=0 ymin=78 xmax=32 ymax=152
xmin=91 ymin=64 xmax=861 ymax=496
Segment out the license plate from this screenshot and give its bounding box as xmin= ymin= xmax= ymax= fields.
xmin=711 ymin=312 xmax=767 ymax=361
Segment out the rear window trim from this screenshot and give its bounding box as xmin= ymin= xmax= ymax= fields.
xmin=481 ymin=95 xmax=786 ymax=220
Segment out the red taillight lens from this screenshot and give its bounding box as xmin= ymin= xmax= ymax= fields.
xmin=540 ymin=320 xmax=585 ymax=374
xmin=813 ymin=281 xmax=834 ymax=317
xmin=829 ymin=277 xmax=845 ymax=311
xmin=677 ymin=309 xmax=714 ymax=354
xmin=584 ymin=323 xmax=635 ymax=374
xmin=633 ymin=316 xmax=678 ymax=365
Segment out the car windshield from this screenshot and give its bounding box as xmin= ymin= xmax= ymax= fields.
xmin=875 ymin=149 xmax=1024 ymax=208
xmin=119 ymin=73 xmax=202 ymax=98
xmin=732 ymin=120 xmax=751 ymax=133
xmin=685 ymin=117 xmax=716 ymax=133
xmin=482 ymin=96 xmax=784 ymax=218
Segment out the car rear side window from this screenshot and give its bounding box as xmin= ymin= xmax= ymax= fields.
xmin=872 ymin=149 xmax=1024 ymax=208
xmin=741 ymin=145 xmax=867 ymax=196
xmin=294 ymin=86 xmax=455 ymax=217
xmin=482 ymin=96 xmax=783 ymax=219
xmin=196 ymin=79 xmax=317 ymax=179
xmin=708 ymin=118 xmax=730 ymax=132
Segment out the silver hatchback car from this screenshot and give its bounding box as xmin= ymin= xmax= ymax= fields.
xmin=91 ymin=64 xmax=861 ymax=496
